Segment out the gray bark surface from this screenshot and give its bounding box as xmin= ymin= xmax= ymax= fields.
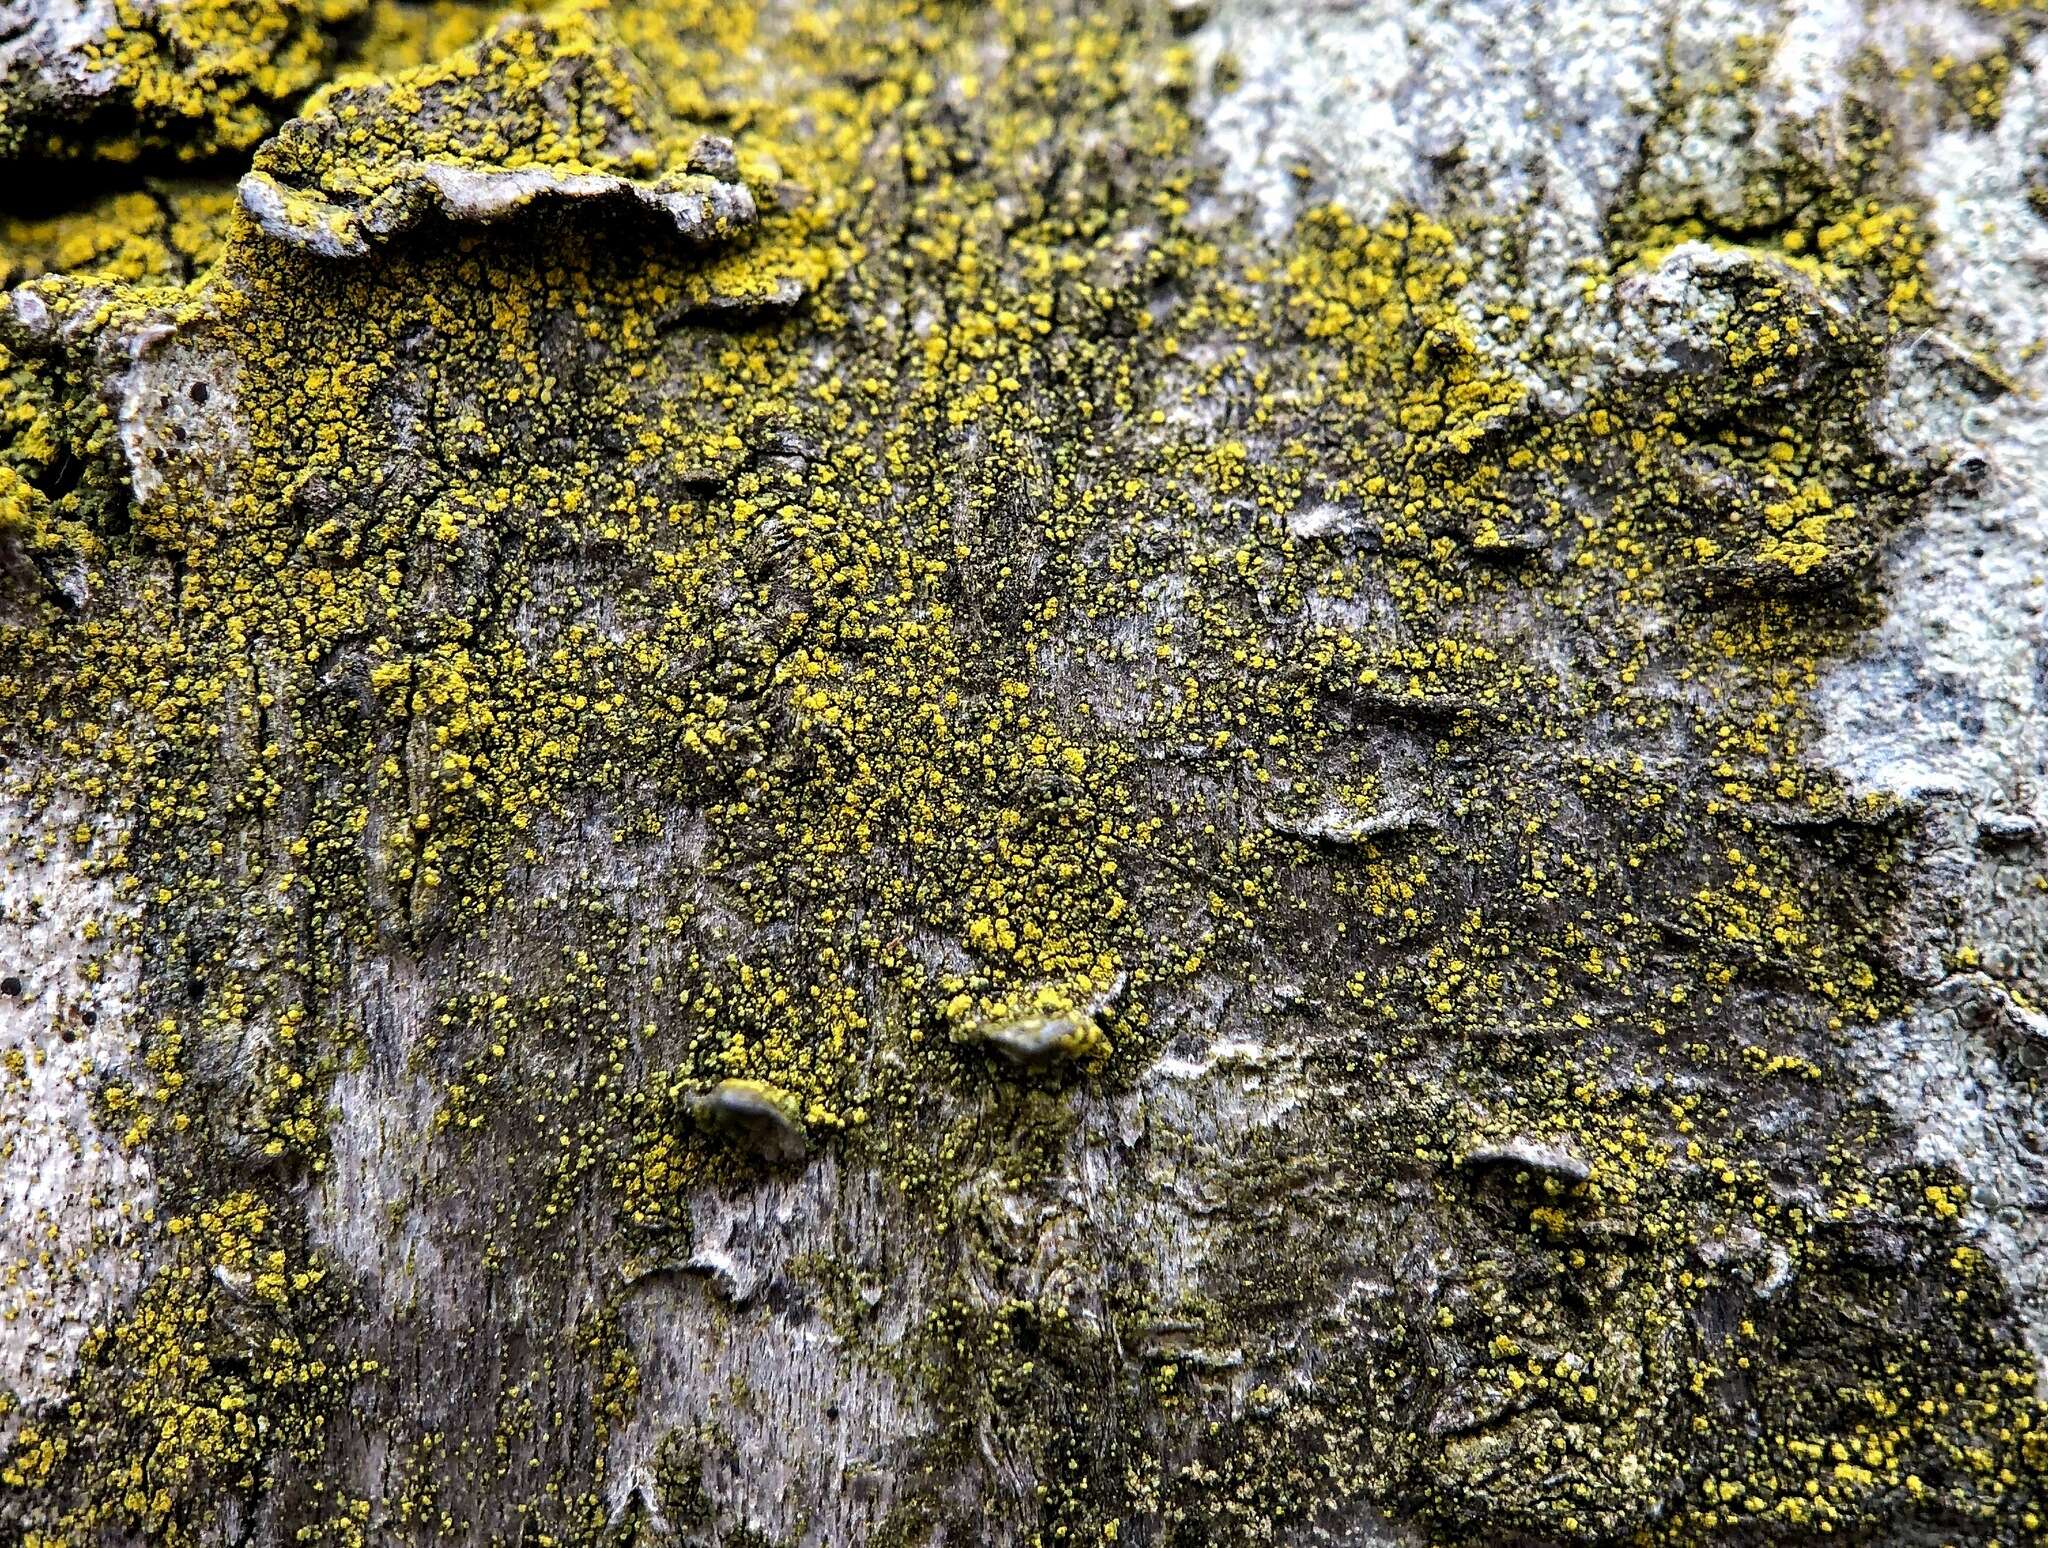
xmin=4 ymin=1 xmax=2048 ymax=1545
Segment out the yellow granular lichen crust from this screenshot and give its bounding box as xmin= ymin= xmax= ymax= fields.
xmin=0 ymin=0 xmax=368 ymax=164
xmin=2 ymin=0 xmax=2047 ymax=1545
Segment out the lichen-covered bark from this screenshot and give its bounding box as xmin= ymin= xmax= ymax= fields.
xmin=3 ymin=1 xmax=2048 ymax=1545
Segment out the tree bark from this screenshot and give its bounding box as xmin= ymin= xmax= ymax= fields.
xmin=4 ymin=1 xmax=2048 ymax=1545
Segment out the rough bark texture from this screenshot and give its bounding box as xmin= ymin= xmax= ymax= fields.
xmin=4 ymin=1 xmax=2048 ymax=1546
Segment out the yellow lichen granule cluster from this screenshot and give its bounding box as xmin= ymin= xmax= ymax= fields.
xmin=0 ymin=0 xmax=2045 ymax=1544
